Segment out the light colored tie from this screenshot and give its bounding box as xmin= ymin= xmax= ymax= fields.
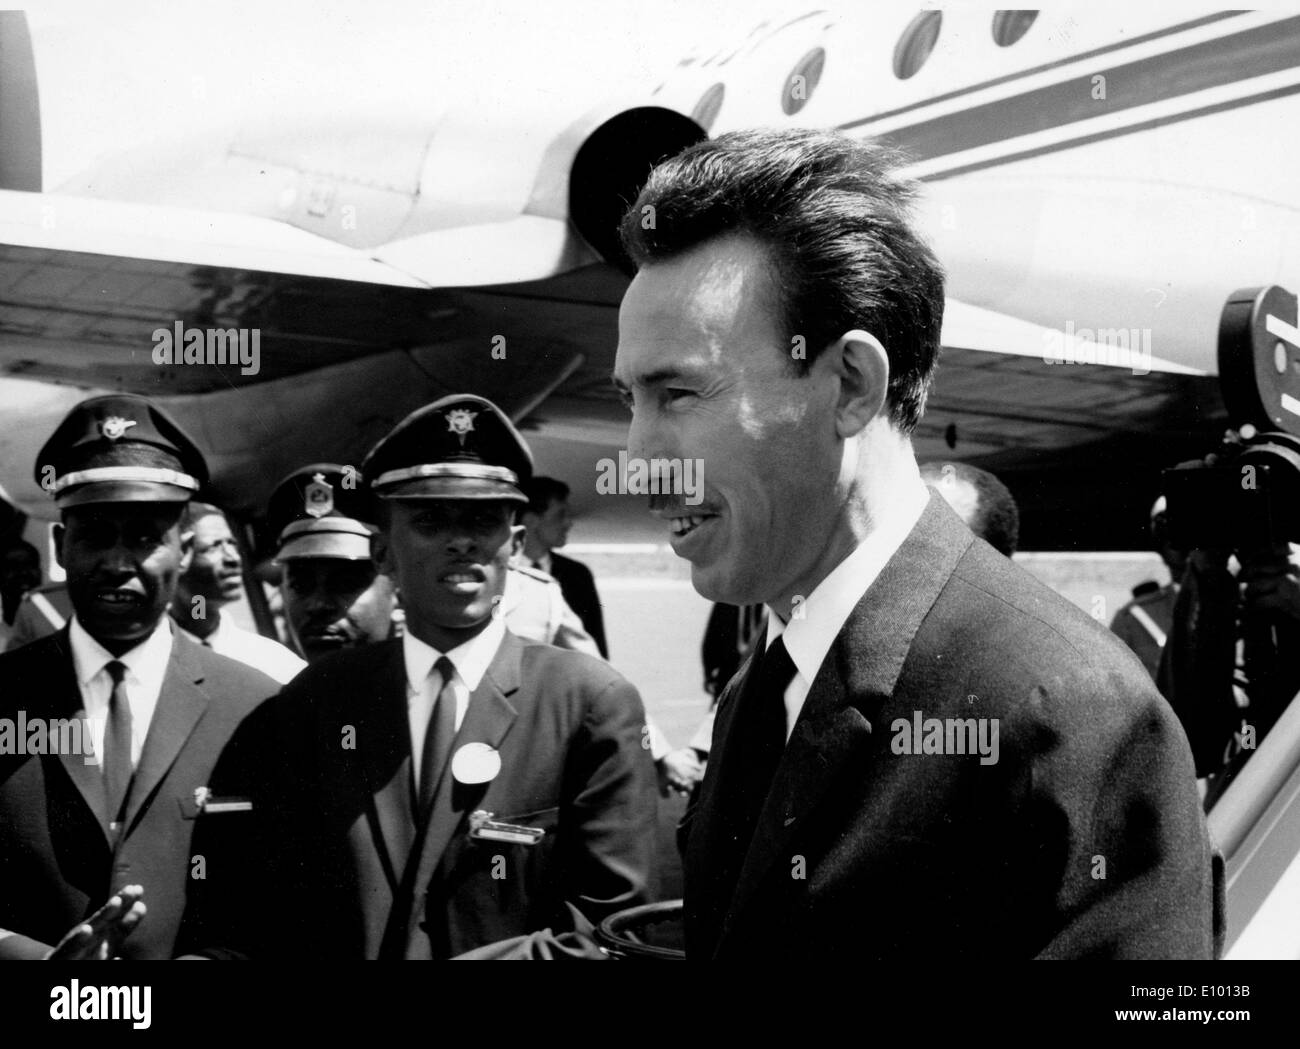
xmin=417 ymin=657 xmax=457 ymax=817
xmin=103 ymin=661 xmax=134 ymax=826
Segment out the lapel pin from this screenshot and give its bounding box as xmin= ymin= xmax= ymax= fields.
xmin=451 ymin=742 xmax=501 ymax=785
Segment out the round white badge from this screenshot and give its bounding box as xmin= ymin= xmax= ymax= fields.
xmin=451 ymin=743 xmax=501 ymax=785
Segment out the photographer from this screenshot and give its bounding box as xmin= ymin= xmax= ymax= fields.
xmin=1159 ymin=436 xmax=1300 ymax=788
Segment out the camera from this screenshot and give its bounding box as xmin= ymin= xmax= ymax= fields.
xmin=1163 ymin=286 xmax=1300 ymax=553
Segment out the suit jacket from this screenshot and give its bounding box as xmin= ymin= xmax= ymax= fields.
xmin=183 ymin=630 xmax=657 ymax=959
xmin=549 ymin=553 xmax=608 ymax=659
xmin=682 ymin=494 xmax=1218 ymax=960
xmin=0 ymin=626 xmax=278 ymax=959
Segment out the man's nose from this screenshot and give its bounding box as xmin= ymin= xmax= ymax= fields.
xmin=626 ymin=403 xmax=664 ymax=463
xmin=445 ymin=531 xmax=477 ymax=555
xmin=99 ymin=545 xmax=135 ymax=576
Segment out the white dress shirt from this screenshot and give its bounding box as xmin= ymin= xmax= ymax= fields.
xmin=203 ymin=612 xmax=306 ymax=684
xmin=403 ymin=615 xmax=506 ymax=785
xmin=69 ymin=614 xmax=173 ymax=769
xmin=766 ymin=481 xmax=930 ymax=742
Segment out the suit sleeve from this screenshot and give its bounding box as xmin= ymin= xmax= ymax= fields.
xmin=174 ymin=700 xmax=283 ymax=959
xmin=561 ymin=674 xmax=658 ymax=924
xmin=1031 ymin=672 xmax=1218 ymax=959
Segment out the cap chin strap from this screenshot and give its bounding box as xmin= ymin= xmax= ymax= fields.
xmin=52 ymin=466 xmax=201 ymax=495
xmin=372 ymin=463 xmax=518 ymax=489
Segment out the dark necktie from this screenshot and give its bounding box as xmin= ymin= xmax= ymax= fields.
xmin=733 ymin=637 xmax=796 ymax=844
xmin=417 ymin=657 xmax=458 ymax=818
xmin=102 ymin=661 xmax=134 ymax=826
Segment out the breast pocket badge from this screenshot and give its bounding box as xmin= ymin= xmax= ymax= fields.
xmin=468 ymin=809 xmax=546 ymax=846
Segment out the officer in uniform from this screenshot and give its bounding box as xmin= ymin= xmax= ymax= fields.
xmin=1111 ymin=496 xmax=1187 ymax=680
xmin=267 ymin=463 xmax=400 ymax=662
xmin=0 ymin=394 xmax=279 ymax=959
xmin=183 ymin=394 xmax=657 ymax=959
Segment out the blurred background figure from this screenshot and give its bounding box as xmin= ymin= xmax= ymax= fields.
xmin=920 ymin=460 xmax=1020 ymax=557
xmin=4 ymin=578 xmax=72 ymax=653
xmin=521 ymin=476 xmax=608 ymax=658
xmin=267 ymin=464 xmax=399 ymax=663
xmin=171 ymin=501 xmax=304 ymax=684
xmin=1110 ymin=495 xmax=1187 ymax=680
xmin=0 ymin=537 xmax=41 ymax=650
xmin=662 ymin=602 xmax=766 ymax=796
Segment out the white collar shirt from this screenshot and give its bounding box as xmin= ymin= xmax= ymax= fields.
xmin=403 ymin=616 xmax=506 ymax=785
xmin=68 ymin=613 xmax=173 ymax=769
xmin=766 ymin=482 xmax=930 ymax=742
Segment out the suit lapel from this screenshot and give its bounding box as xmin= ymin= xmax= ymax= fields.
xmin=402 ymin=631 xmax=522 ymax=952
xmin=359 ymin=641 xmax=419 ymax=891
xmin=119 ymin=631 xmax=210 ymax=839
xmin=714 ymin=494 xmax=975 ymax=951
xmin=47 ymin=629 xmax=113 ymax=846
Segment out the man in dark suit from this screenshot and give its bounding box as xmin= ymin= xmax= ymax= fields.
xmin=0 ymin=394 xmax=278 ymax=959
xmin=613 ymin=128 xmax=1217 ymax=959
xmin=521 ymin=477 xmax=608 ymax=658
xmin=183 ymin=395 xmax=657 ymax=958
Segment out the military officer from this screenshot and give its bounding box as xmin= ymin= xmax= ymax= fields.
xmin=0 ymin=394 xmax=279 ymax=959
xmin=183 ymin=394 xmax=657 ymax=959
xmin=266 ymin=463 xmax=399 ymax=662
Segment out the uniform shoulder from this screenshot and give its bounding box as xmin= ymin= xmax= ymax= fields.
xmin=511 ymin=562 xmax=556 ymax=585
xmin=184 ymin=636 xmax=281 ymax=712
xmin=516 ymin=635 xmax=625 ymax=685
xmin=941 ymin=542 xmax=1159 ymax=706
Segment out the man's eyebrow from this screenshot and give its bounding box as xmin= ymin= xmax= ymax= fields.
xmin=611 ymin=367 xmax=698 ymax=391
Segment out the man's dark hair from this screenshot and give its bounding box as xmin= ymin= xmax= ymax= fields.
xmin=620 ymin=127 xmax=945 ymax=432
xmin=522 ymin=477 xmax=570 ymax=518
xmin=920 ymin=461 xmax=1020 ymax=557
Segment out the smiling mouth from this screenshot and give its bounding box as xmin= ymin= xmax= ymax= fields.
xmin=95 ymin=589 xmax=144 ymax=607
xmin=668 ymin=514 xmax=714 ymax=538
xmin=439 ymin=565 xmax=486 ymax=585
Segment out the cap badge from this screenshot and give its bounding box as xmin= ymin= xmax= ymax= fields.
xmin=445 ymin=407 xmax=478 ymax=447
xmin=305 ymin=472 xmax=334 ymax=518
xmin=100 ymin=417 xmax=137 ymax=441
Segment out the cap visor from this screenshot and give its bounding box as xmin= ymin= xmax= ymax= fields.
xmin=58 ymin=481 xmax=194 ymax=507
xmin=276 ymin=532 xmax=374 ymax=562
xmin=376 ymin=477 xmax=526 ymax=502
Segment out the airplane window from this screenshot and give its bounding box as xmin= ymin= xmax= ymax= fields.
xmin=692 ymin=82 xmax=726 ymax=131
xmin=893 ymin=11 xmax=942 ymax=80
xmin=781 ymin=47 xmax=825 ymax=116
xmin=992 ymin=10 xmax=1038 ymax=47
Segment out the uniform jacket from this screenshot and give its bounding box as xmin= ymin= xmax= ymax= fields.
xmin=549 ymin=553 xmax=608 ymax=659
xmin=501 ymin=563 xmax=600 ymax=657
xmin=1110 ymin=581 xmax=1177 ymax=681
xmin=683 ymin=495 xmax=1218 ymax=960
xmin=0 ymin=626 xmax=278 ymax=959
xmin=182 ymin=629 xmax=657 ymax=959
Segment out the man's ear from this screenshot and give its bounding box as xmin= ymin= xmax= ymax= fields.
xmin=824 ymin=329 xmax=889 ymax=438
xmin=510 ymin=524 xmax=526 ymax=559
xmin=53 ymin=524 xmax=66 ymax=570
xmin=177 ymin=525 xmax=194 ymax=576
